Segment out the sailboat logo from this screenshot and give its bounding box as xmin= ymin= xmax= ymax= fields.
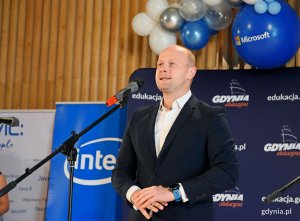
xmin=212 ymin=79 xmax=249 ymax=108
xmin=230 ymin=79 xmax=246 ymax=95
xmin=264 ymin=125 xmax=300 ymax=157
xmin=281 ymin=125 xmax=297 ymax=143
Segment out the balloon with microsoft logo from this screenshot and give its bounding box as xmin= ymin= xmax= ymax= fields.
xmin=231 ymin=0 xmax=299 ymax=69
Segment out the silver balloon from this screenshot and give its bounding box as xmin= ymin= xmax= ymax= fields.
xmin=204 ymin=3 xmax=233 ymax=30
xmin=226 ymin=0 xmax=244 ymax=8
xmin=160 ymin=7 xmax=185 ymax=33
xmin=179 ymin=0 xmax=207 ymax=21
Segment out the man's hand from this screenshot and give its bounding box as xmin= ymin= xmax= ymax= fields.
xmin=131 ymin=187 xmax=171 ymax=219
xmin=131 ymin=189 xmax=152 ymax=220
xmin=135 ymin=186 xmax=174 ymax=209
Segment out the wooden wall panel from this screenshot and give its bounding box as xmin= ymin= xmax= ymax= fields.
xmin=20 ymin=0 xmax=34 ymax=108
xmin=0 ymin=0 xmax=299 ymax=109
xmin=108 ymin=0 xmax=121 ymax=99
xmin=54 ymin=0 xmax=67 ymax=104
xmin=5 ymin=0 xmax=18 ymax=108
xmin=12 ymin=0 xmax=26 ymax=108
xmin=98 ymin=0 xmax=111 ymax=102
xmin=61 ymin=0 xmax=75 ymax=102
xmin=89 ymin=0 xmax=102 ymax=101
xmin=81 ymin=0 xmax=93 ymax=101
xmin=29 ymin=0 xmax=43 ymax=108
xmin=0 ymin=0 xmax=11 ymax=108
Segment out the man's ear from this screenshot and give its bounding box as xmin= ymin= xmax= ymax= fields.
xmin=187 ymin=67 xmax=197 ymax=80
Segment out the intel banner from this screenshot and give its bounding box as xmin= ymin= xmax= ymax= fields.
xmin=0 ymin=110 xmax=55 ymax=221
xmin=45 ymin=102 xmax=126 ymax=221
xmin=126 ymin=67 xmax=300 ymax=221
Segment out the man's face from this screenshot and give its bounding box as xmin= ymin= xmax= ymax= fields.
xmin=155 ymin=47 xmax=193 ymax=95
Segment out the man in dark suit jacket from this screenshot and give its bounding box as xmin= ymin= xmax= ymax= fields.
xmin=112 ymin=45 xmax=239 ymax=221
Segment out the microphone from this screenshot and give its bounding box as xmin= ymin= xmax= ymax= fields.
xmin=0 ymin=117 xmax=19 ymax=127
xmin=263 ymin=176 xmax=300 ymax=204
xmin=106 ymin=78 xmax=144 ymax=106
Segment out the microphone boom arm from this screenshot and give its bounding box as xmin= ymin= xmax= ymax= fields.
xmin=263 ymin=176 xmax=300 ymax=204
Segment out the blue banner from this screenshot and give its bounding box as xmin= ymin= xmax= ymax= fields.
xmin=46 ymin=102 xmax=126 ymax=221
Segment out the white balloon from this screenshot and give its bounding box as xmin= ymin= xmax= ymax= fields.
xmin=132 ymin=12 xmax=156 ymax=36
xmin=149 ymin=25 xmax=177 ymax=54
xmin=203 ymin=0 xmax=223 ymax=7
xmin=146 ymin=0 xmax=169 ymax=22
xmin=242 ymin=0 xmax=259 ymax=4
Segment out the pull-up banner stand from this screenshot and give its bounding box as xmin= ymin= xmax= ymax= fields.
xmin=45 ymin=102 xmax=126 ymax=221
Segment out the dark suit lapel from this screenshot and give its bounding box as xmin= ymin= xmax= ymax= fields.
xmin=158 ymin=96 xmax=197 ymax=159
xmin=147 ymin=104 xmax=160 ymax=159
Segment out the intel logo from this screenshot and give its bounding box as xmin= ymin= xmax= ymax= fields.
xmin=64 ymin=137 xmax=122 ymax=186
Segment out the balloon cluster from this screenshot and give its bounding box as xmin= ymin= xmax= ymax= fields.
xmin=132 ymin=0 xmax=300 ymax=69
xmin=132 ymin=0 xmax=243 ymax=54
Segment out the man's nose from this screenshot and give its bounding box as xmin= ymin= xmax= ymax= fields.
xmin=160 ymin=64 xmax=168 ymax=72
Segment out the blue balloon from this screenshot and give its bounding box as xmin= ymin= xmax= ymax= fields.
xmin=231 ymin=0 xmax=299 ymax=69
xmin=180 ymin=19 xmax=210 ymax=50
xmin=254 ymin=0 xmax=267 ymax=14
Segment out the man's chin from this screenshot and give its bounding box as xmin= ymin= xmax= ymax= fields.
xmin=158 ymin=87 xmax=169 ymax=93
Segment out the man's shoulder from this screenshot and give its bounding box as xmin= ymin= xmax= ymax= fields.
xmin=135 ymin=103 xmax=158 ymax=112
xmin=128 ymin=103 xmax=158 ymax=125
xmin=191 ymin=96 xmax=224 ymax=114
xmin=131 ymin=103 xmax=159 ymax=118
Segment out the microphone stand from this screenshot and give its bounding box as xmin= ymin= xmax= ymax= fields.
xmin=0 ymin=99 xmax=128 ymax=221
xmin=263 ymin=175 xmax=300 ymax=204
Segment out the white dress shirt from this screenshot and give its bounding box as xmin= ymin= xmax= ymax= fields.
xmin=154 ymin=90 xmax=191 ymax=157
xmin=126 ymin=91 xmax=192 ymax=204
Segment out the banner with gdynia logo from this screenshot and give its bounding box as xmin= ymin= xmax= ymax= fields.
xmin=45 ymin=103 xmax=126 ymax=221
xmin=128 ymin=67 xmax=300 ymax=221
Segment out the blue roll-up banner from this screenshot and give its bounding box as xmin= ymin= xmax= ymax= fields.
xmin=45 ymin=102 xmax=126 ymax=221
xmin=125 ymin=67 xmax=300 ymax=221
